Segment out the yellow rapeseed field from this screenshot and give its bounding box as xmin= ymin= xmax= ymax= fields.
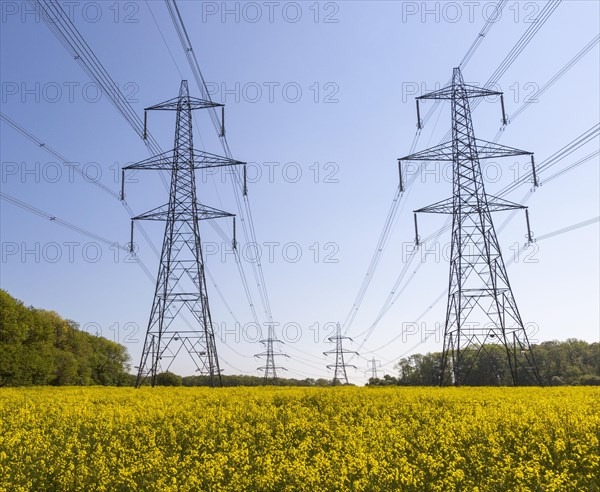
xmin=0 ymin=386 xmax=598 ymax=491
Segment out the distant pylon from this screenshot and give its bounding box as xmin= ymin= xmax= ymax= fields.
xmin=255 ymin=322 xmax=289 ymax=384
xmin=398 ymin=67 xmax=542 ymax=386
xmin=365 ymin=357 xmax=381 ymax=380
xmin=323 ymin=323 xmax=357 ymax=385
xmin=122 ymin=80 xmax=246 ymax=388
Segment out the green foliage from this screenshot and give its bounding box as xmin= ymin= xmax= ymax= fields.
xmin=3 ymin=289 xmax=596 ymax=388
xmin=367 ymin=374 xmax=400 ymax=386
xmin=154 ymin=371 xmax=183 ymax=386
xmin=389 ymin=339 xmax=600 ymax=386
xmin=0 ymin=290 xmax=130 ymax=387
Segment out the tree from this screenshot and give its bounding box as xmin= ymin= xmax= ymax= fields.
xmin=0 ymin=290 xmax=130 ymax=387
xmin=392 ymin=340 xmax=600 ymax=386
xmin=155 ymin=371 xmax=183 ymax=386
xmin=367 ymin=374 xmax=399 ymax=386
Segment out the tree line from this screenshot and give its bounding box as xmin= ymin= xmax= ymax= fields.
xmin=0 ymin=290 xmax=331 ymax=388
xmin=368 ymin=339 xmax=600 ymax=386
xmin=2 ymin=290 xmax=597 ymax=387
xmin=0 ymin=290 xmax=130 ymax=386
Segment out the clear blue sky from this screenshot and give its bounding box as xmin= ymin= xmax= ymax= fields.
xmin=1 ymin=1 xmax=598 ymax=383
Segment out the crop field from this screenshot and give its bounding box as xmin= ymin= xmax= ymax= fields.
xmin=0 ymin=387 xmax=598 ymax=491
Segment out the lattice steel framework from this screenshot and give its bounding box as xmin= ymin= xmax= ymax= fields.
xmin=365 ymin=357 xmax=382 ymax=381
xmin=122 ymin=80 xmax=245 ymax=388
xmin=398 ymin=68 xmax=542 ymax=386
xmin=255 ymin=323 xmax=288 ymax=384
xmin=323 ymin=323 xmax=357 ymax=385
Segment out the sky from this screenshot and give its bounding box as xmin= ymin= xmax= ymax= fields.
xmin=1 ymin=0 xmax=599 ymax=384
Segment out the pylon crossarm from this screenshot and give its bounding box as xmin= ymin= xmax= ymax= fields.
xmin=142 ymin=89 xmax=224 ymax=140
xmin=485 ymin=195 xmax=527 ymax=213
xmin=415 ymin=195 xmax=526 ymax=215
xmin=417 ymin=83 xmax=502 ymax=101
xmin=415 ymin=197 xmax=454 ymax=215
xmin=399 ymin=141 xmax=454 ymax=161
xmin=145 ymin=96 xmax=222 ymax=112
xmin=475 ymin=139 xmax=533 ymax=159
xmin=324 ymin=350 xmax=358 ymax=356
xmin=399 ymin=139 xmax=531 ymax=164
xmin=196 ymin=204 xmax=235 ymax=220
xmin=132 ymin=203 xmax=234 ymax=221
xmin=123 ymin=150 xmax=173 ymax=171
xmin=123 ymin=149 xmax=244 ymax=171
xmin=326 ymin=335 xmax=354 ymax=342
xmin=259 ymin=338 xmax=285 ymax=345
xmin=333 ymin=346 xmax=358 ymax=352
xmin=194 ymin=150 xmax=245 ymax=169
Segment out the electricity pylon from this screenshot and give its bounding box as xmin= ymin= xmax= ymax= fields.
xmin=323 ymin=323 xmax=357 ymax=385
xmin=255 ymin=323 xmax=289 ymax=384
xmin=122 ymin=80 xmax=245 ymax=388
xmin=365 ymin=357 xmax=381 ymax=380
xmin=398 ymin=67 xmax=542 ymax=386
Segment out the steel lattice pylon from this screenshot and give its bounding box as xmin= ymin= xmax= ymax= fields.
xmin=255 ymin=323 xmax=288 ymax=384
xmin=399 ymin=68 xmax=542 ymax=386
xmin=365 ymin=357 xmax=381 ymax=381
xmin=122 ymin=80 xmax=245 ymax=388
xmin=323 ymin=323 xmax=357 ymax=385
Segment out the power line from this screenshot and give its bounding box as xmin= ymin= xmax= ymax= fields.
xmin=340 ymin=0 xmax=559 ymax=337
xmin=1 ymin=187 xmax=275 ymax=372
xmin=1 ymin=191 xmax=128 ymax=250
xmin=146 ymin=0 xmax=273 ymax=343
xmin=28 ymin=0 xmax=164 ymax=158
xmin=541 ymin=150 xmax=599 ymax=185
xmin=536 ymin=216 xmax=599 ymax=242
xmin=348 ymin=21 xmax=597 ymax=348
xmin=495 ymin=34 xmax=599 ymax=137
xmin=367 ymin=186 xmax=599 ymax=361
xmin=0 ymin=119 xmax=324 ymax=376
xmin=443 ymin=0 xmax=562 ymax=144
xmin=350 ymin=11 xmax=600 ymax=364
xmin=342 ymin=0 xmax=507 ymax=333
xmin=163 ymin=0 xmax=282 ymax=374
xmin=352 ymin=125 xmax=599 ymax=359
xmin=458 ymin=0 xmax=508 ymax=69
xmin=500 ymin=124 xmax=599 ymax=195
xmin=374 ymin=214 xmax=600 ymax=371
xmin=0 ymin=114 xmax=268 ymax=378
xmin=483 ymin=0 xmax=562 ymax=91
xmin=0 ymin=112 xmax=119 ymax=200
xmin=0 ymin=190 xmax=159 ymax=285
xmin=28 ymin=0 xmax=268 ymax=360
